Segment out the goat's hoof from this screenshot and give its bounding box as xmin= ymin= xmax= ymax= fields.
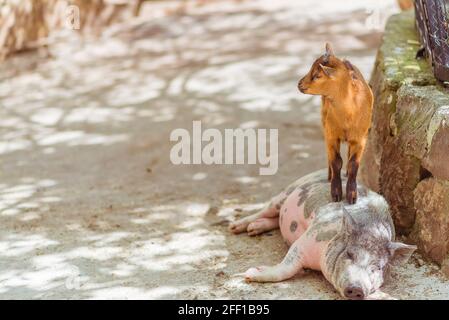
xmin=346 ymin=191 xmax=357 ymax=205
xmin=331 ymin=190 xmax=342 ymax=202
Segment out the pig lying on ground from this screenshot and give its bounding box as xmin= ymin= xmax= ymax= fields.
xmin=229 ymin=170 xmax=416 ymax=299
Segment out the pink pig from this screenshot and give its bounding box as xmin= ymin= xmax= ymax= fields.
xmin=229 ymin=170 xmax=416 ymax=299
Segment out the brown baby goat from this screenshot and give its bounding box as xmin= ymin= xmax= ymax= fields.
xmin=298 ymin=43 xmax=373 ymax=204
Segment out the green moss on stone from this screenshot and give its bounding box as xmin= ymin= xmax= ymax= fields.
xmin=380 ymin=11 xmax=437 ymax=90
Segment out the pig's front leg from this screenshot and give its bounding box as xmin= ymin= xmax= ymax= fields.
xmin=244 ymin=238 xmax=305 ymax=283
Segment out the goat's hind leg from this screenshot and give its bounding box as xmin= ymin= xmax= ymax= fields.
xmin=327 ymin=139 xmax=343 ymax=202
xmin=346 ymin=139 xmax=366 ymax=205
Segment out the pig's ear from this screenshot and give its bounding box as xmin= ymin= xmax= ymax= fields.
xmin=319 ymin=64 xmax=336 ymax=78
xmin=342 ymin=207 xmax=357 ymax=234
xmin=388 ymin=242 xmax=417 ymax=266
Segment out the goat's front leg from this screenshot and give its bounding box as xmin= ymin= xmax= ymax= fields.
xmin=244 ymin=237 xmax=305 ymax=283
xmin=327 ymin=139 xmax=342 ymax=202
xmin=346 ymin=139 xmax=366 ymax=205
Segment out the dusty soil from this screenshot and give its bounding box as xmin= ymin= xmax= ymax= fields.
xmin=0 ymin=0 xmax=448 ymax=299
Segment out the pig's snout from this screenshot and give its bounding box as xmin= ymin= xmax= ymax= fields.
xmin=344 ymin=286 xmax=365 ymax=300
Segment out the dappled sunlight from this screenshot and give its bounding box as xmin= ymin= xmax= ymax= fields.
xmin=235 ymin=176 xmax=258 ymax=184
xmin=0 ymin=179 xmax=58 ymax=217
xmin=63 ymin=107 xmax=135 ymax=124
xmin=0 ymin=267 xmax=69 ymax=293
xmin=0 ymin=198 xmax=231 ymax=298
xmin=66 ymin=246 xmax=123 ymax=261
xmin=31 ymin=108 xmax=64 ymax=126
xmin=129 ymin=228 xmax=228 ymax=271
xmin=0 ymin=139 xmax=32 ymax=155
xmin=104 ymin=75 xmax=166 ymax=108
xmin=0 ymin=35 xmax=170 ymax=158
xmin=38 ymin=131 xmax=130 ymax=147
xmin=87 ymin=285 xmax=195 ymax=300
xmin=84 ymin=232 xmax=132 ymax=246
xmin=0 ymin=234 xmax=58 ymax=257
xmin=239 ymin=120 xmax=260 ymax=129
xmin=186 ymin=57 xmax=299 ymax=113
xmin=192 ymin=172 xmax=208 ymax=181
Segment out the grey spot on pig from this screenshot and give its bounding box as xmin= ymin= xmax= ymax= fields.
xmin=307 ymin=214 xmax=340 ymax=235
xmin=316 ymin=229 xmax=338 ymax=242
xmin=304 ymin=184 xmax=332 ymax=219
xmin=286 ymin=185 xmax=296 ymax=196
xmin=297 ymin=189 xmax=309 ymax=208
xmin=280 ymin=197 xmax=286 ymax=206
xmin=284 ymin=245 xmax=299 ymax=265
xmin=290 ymin=221 xmax=298 ymax=233
xmin=294 ymin=175 xmax=330 ymax=209
xmin=284 ymin=170 xmax=329 ymax=207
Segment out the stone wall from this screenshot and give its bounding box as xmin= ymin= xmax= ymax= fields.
xmin=361 ymin=11 xmax=449 ymax=265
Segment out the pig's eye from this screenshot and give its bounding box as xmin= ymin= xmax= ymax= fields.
xmin=368 ymin=266 xmax=381 ymax=276
xmin=370 ymin=265 xmax=381 ymax=273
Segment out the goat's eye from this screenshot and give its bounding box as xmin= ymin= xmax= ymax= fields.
xmin=347 ymin=251 xmax=355 ymax=260
xmin=312 ymin=74 xmax=321 ymax=81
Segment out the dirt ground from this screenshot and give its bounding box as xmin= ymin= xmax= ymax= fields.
xmin=0 ymin=0 xmax=448 ymax=299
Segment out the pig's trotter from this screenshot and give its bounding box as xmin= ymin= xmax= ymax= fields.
xmin=229 ymin=197 xmax=283 ymax=235
xmin=247 ymin=218 xmax=279 ymax=236
xmin=244 ymin=266 xmax=270 ymax=282
xmin=229 ymin=220 xmax=248 ymax=234
xmin=229 ymin=211 xmax=261 ymax=234
xmin=244 ymin=264 xmax=299 ymax=283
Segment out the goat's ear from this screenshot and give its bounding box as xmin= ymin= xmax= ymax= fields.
xmin=319 ymin=64 xmax=336 ymax=77
xmin=343 ymin=60 xmax=357 ymax=81
xmin=325 ymin=43 xmax=335 ymax=56
xmin=343 ymin=60 xmax=354 ymax=71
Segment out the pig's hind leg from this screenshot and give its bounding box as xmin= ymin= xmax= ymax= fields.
xmin=247 ymin=217 xmax=279 ymax=236
xmin=229 ymin=192 xmax=285 ymax=235
xmin=244 ymin=237 xmax=305 ymax=283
